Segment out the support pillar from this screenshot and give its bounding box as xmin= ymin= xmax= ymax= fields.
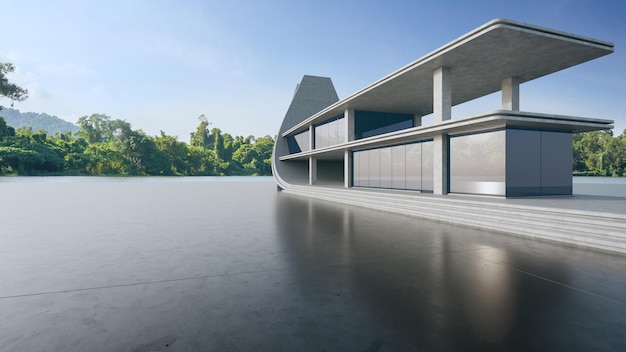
xmin=413 ymin=114 xmax=422 ymax=127
xmin=502 ymin=77 xmax=520 ymax=111
xmin=309 ymin=156 xmax=317 ymax=185
xmin=344 ymin=150 xmax=352 ymax=188
xmin=433 ymin=67 xmax=451 ymax=123
xmin=433 ymin=134 xmax=448 ymax=195
xmin=309 ymin=125 xmax=315 ymax=150
xmin=344 ymin=108 xmax=355 ymax=142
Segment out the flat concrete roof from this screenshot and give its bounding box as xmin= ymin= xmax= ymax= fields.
xmin=283 ymin=19 xmax=614 ymax=137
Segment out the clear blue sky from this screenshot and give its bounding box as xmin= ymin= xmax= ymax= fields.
xmin=2 ymin=0 xmax=625 ymax=141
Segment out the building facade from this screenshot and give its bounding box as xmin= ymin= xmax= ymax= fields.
xmin=272 ymin=19 xmax=614 ymax=197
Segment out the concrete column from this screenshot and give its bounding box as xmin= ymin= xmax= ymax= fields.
xmin=344 ymin=150 xmax=352 ymax=188
xmin=309 ymin=125 xmax=315 ymax=150
xmin=344 ymin=108 xmax=355 ymax=142
xmin=433 ymin=134 xmax=448 ymax=195
xmin=309 ymin=156 xmax=317 ymax=185
xmin=502 ymin=77 xmax=520 ymax=111
xmin=413 ymin=114 xmax=422 ymax=127
xmin=433 ymin=67 xmax=451 ymax=123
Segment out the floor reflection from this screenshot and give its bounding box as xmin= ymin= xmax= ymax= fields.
xmin=274 ymin=192 xmax=624 ymax=351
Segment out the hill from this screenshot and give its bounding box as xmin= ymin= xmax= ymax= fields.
xmin=0 ymin=107 xmax=78 ymax=135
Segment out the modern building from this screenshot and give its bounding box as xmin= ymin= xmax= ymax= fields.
xmin=272 ymin=19 xmax=614 ymax=198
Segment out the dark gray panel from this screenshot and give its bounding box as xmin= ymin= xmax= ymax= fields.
xmin=506 ymin=129 xmax=541 ymax=197
xmin=541 ymin=131 xmax=573 ymax=195
xmin=317 ymin=160 xmax=344 ymax=185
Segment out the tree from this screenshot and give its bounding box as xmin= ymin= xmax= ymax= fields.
xmin=0 ymin=62 xmax=28 ymax=107
xmin=154 ymin=131 xmax=189 ymax=175
xmin=190 ymin=114 xmax=211 ymax=148
xmin=573 ymin=130 xmax=626 ymax=176
xmin=0 ymin=117 xmax=16 ymax=140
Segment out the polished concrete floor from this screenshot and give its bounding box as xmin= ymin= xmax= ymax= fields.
xmin=1 ymin=179 xmax=625 ymax=351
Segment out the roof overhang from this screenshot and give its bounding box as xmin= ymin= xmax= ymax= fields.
xmin=283 ymin=19 xmax=614 ymax=138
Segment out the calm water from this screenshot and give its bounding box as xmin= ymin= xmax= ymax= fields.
xmin=0 ymin=178 xmax=625 ymax=351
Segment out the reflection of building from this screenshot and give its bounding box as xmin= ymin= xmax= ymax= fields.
xmin=272 ymin=19 xmax=614 ymax=197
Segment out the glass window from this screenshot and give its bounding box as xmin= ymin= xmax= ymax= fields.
xmin=287 ymin=131 xmax=310 ymax=154
xmin=359 ymin=150 xmax=369 ymax=187
xmin=353 ymin=151 xmax=361 ymax=187
xmin=421 ymin=141 xmax=433 ymax=192
xmin=314 ymin=116 xmax=344 ymax=149
xmin=449 ymin=131 xmax=505 ymax=196
xmin=328 ymin=119 xmax=338 ymax=146
xmin=337 ymin=118 xmax=345 ymax=144
xmin=355 ymin=111 xmax=414 ymax=139
xmin=391 ymin=145 xmax=406 ymax=189
xmin=314 ymin=126 xmax=321 ymax=149
xmin=380 ymin=148 xmax=392 ymax=188
xmin=368 ymin=149 xmax=380 ymax=188
xmin=406 ymin=143 xmax=422 ymax=190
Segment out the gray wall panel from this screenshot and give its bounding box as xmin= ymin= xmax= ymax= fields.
xmin=506 ymin=129 xmax=541 ymax=196
xmin=541 ymin=131 xmax=573 ymax=195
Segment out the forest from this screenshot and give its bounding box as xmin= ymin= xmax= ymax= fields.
xmin=0 ymin=114 xmax=274 ymax=176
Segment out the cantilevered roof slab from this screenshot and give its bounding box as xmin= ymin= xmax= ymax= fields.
xmin=283 ymin=19 xmax=613 ymax=137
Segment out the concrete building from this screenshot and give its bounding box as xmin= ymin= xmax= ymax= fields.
xmin=272 ymin=19 xmax=614 ymax=198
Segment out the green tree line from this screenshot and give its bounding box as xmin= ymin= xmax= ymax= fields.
xmin=0 ymin=114 xmax=274 ymax=176
xmin=573 ymin=130 xmax=626 ymax=177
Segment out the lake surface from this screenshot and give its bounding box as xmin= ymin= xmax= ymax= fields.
xmin=0 ymin=178 xmax=625 ymax=351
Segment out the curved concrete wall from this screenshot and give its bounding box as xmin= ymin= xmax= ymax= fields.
xmin=272 ymin=76 xmax=339 ymax=189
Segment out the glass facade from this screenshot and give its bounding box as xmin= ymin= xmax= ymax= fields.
xmin=314 ymin=115 xmax=344 ymax=149
xmin=353 ymin=140 xmax=433 ymax=191
xmin=449 ymin=130 xmax=506 ymax=196
xmin=287 ymin=130 xmax=310 ymax=154
xmin=354 ymin=111 xmax=414 ymax=139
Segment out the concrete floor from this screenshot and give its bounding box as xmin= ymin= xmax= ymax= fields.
xmin=1 ymin=179 xmax=625 ymax=351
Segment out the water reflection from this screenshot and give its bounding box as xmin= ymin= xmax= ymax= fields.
xmin=274 ymin=191 xmax=576 ymax=350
